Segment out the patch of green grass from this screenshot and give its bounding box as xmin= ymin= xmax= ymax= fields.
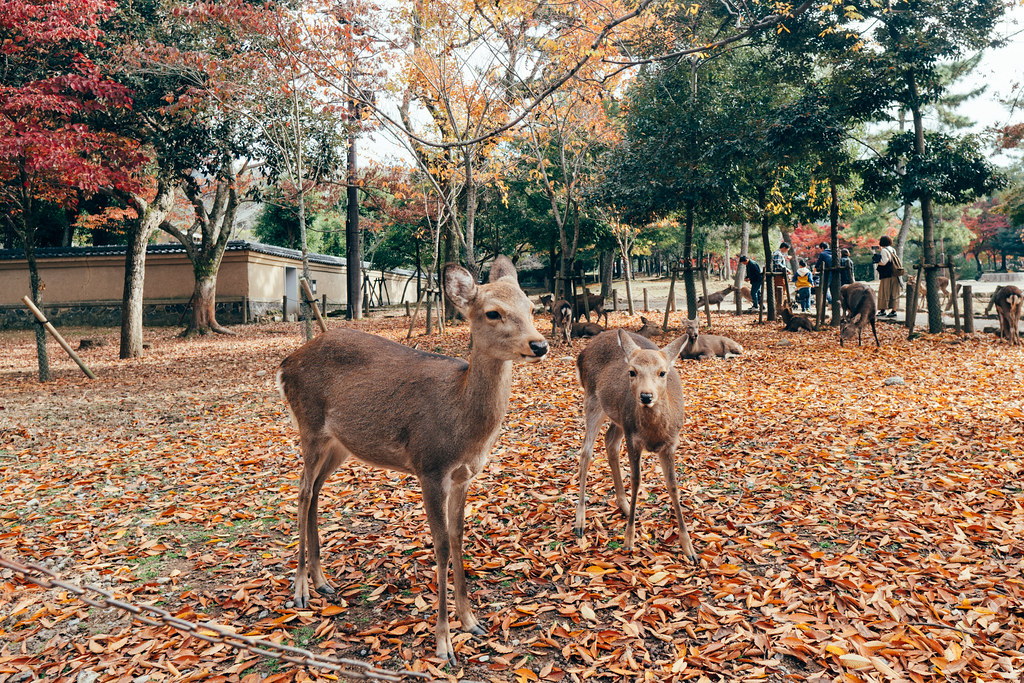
xmin=817 ymin=541 xmax=834 ymax=550
xmin=607 ymin=540 xmax=622 ymax=550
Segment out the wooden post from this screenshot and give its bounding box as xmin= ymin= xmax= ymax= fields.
xmin=947 ymin=257 xmax=960 ymax=334
xmin=643 ymin=288 xmax=649 ymax=312
xmin=322 ymin=294 xmax=327 ymax=317
xmin=907 ymin=262 xmax=924 ymax=339
xmin=21 ymin=296 xmax=97 ymax=380
xmin=815 ymin=273 xmax=827 ymax=329
xmin=963 ymin=285 xmax=975 ymax=334
xmin=662 ymin=267 xmax=678 ymax=332
xmin=282 ymin=295 xmax=288 ymax=321
xmin=612 ymin=288 xmax=618 ymax=312
xmin=699 ymin=264 xmax=712 ymax=329
xmin=405 ymin=301 xmax=411 ymax=316
xmin=300 ymin=278 xmax=327 ymax=334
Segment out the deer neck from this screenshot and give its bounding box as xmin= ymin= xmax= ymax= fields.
xmin=461 ymin=351 xmax=514 ymax=436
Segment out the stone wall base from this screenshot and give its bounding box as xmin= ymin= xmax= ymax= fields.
xmin=0 ymin=299 xmax=280 ymax=330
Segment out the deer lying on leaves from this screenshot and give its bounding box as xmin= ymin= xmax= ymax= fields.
xmin=696 ymin=285 xmax=737 ymax=312
xmin=572 ymin=321 xmax=604 ymax=338
xmin=277 ymin=256 xmax=548 ymax=665
xmin=986 ymin=285 xmax=1023 ymax=345
xmin=678 ymin=318 xmax=743 ymax=359
xmin=636 ymin=316 xmax=663 ymax=339
xmin=780 ymin=306 xmax=814 ymax=332
xmin=574 ymin=329 xmax=697 ymax=559
xmin=839 ymin=283 xmax=880 ymax=347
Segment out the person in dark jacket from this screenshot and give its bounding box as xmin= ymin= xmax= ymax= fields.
xmin=739 ymin=255 xmax=762 ymax=312
xmin=814 ymin=242 xmax=833 ymax=303
xmin=839 ymin=248 xmax=854 ymax=286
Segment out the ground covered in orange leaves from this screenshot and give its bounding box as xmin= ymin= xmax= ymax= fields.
xmin=1 ymin=311 xmax=1023 ymax=683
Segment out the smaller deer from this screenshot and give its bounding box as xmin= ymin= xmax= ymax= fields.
xmin=839 ymin=283 xmax=880 ymax=347
xmin=571 ymin=321 xmax=604 ymax=338
xmin=551 ymin=299 xmax=573 ymax=345
xmin=636 ymin=316 xmax=663 ymax=339
xmin=696 ymin=285 xmax=737 ymax=312
xmin=678 ymin=318 xmax=743 ymax=359
xmin=575 ymin=329 xmax=697 ymax=559
xmin=780 ymin=306 xmax=813 ymax=332
xmin=908 ymin=275 xmax=951 ymax=309
xmin=738 ymin=286 xmax=753 ymax=303
xmin=573 ymin=291 xmax=609 ymax=326
xmin=987 ymin=285 xmax=1023 ymax=345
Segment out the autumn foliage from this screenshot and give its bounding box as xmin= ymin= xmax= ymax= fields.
xmin=2 ymin=312 xmax=1024 ymax=681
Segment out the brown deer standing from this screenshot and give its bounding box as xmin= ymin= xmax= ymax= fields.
xmin=988 ymin=285 xmax=1023 ymax=345
xmin=277 ymin=256 xmax=548 ymax=664
xmin=839 ymin=282 xmax=880 ymax=347
xmin=573 ymin=291 xmax=609 ymax=326
xmin=574 ymin=329 xmax=697 ymax=560
xmin=696 ymin=285 xmax=737 ymax=312
xmin=551 ymin=299 xmax=573 ymax=345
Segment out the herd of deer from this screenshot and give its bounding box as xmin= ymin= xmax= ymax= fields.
xmin=277 ymin=258 xmax=1023 ymax=663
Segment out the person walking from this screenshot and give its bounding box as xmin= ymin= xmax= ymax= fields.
xmin=739 ymin=255 xmax=762 ymax=312
xmin=771 ymin=241 xmax=792 ymax=309
xmin=794 ymin=259 xmax=814 ymax=312
xmin=838 ymin=248 xmax=854 ymax=286
xmin=814 ymin=242 xmax=833 ymax=303
xmin=872 ymin=235 xmax=901 ymax=317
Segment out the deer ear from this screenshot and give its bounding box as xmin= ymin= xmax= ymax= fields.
xmin=662 ymin=334 xmax=688 ymax=361
xmin=444 ymin=263 xmax=477 ymax=312
xmin=488 ymin=255 xmax=519 ymax=284
xmin=617 ymin=329 xmax=640 ymax=358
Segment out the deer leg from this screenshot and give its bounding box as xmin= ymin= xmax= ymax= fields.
xmin=624 ymin=442 xmax=642 ymax=552
xmin=306 ymin=441 xmax=351 ymax=597
xmin=604 ymin=424 xmax=628 ymax=516
xmin=871 ymin=319 xmax=880 ymax=348
xmin=421 ymin=477 xmax=456 ymax=666
xmin=447 ymin=469 xmax=485 ymax=636
xmin=657 ymin=448 xmax=697 ymax=562
xmin=574 ymin=394 xmax=605 ymax=537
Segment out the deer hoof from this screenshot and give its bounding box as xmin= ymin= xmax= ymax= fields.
xmin=469 ymin=624 xmax=487 ymax=636
xmin=573 ymin=526 xmax=584 ymax=538
xmin=315 ymin=584 xmax=337 ymax=599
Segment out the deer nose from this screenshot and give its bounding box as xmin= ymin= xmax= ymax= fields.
xmin=639 ymin=392 xmax=654 ymax=405
xmin=529 ymin=340 xmax=548 ymax=357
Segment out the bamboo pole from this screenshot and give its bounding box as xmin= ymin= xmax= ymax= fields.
xmin=947 ymin=257 xmax=960 ymax=334
xmin=699 ymin=265 xmax=712 ymax=329
xmin=299 ymin=278 xmax=327 ymax=334
xmin=662 ymin=267 xmax=678 ymax=332
xmin=21 ymin=296 xmax=96 ymax=379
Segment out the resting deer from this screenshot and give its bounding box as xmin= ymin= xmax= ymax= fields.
xmin=987 ymin=285 xmax=1023 ymax=345
xmin=678 ymin=318 xmax=743 ymax=359
xmin=571 ymin=321 xmax=604 ymax=338
xmin=574 ymin=329 xmax=697 ymax=560
xmin=696 ymin=285 xmax=737 ymax=312
xmin=780 ymin=306 xmax=813 ymax=332
xmin=551 ymin=299 xmax=573 ymax=345
xmin=277 ymin=256 xmax=548 ymax=664
xmin=636 ymin=316 xmax=663 ymax=339
xmin=839 ymin=283 xmax=880 ymax=347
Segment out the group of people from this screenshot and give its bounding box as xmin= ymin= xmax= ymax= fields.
xmin=738 ymin=241 xmax=855 ymax=314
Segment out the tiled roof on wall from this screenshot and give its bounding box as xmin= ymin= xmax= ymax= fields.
xmin=0 ymin=240 xmax=350 ymax=266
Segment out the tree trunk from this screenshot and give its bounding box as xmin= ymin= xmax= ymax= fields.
xmin=829 ymin=179 xmax=841 ymax=326
xmin=120 ymin=179 xmax=175 ymax=359
xmin=683 ymin=200 xmax=696 ymax=318
xmin=23 ymin=227 xmax=51 ymax=382
xmin=346 ymin=128 xmax=362 ymax=320
xmin=298 ymin=189 xmax=313 ymax=340
xmin=462 ymin=149 xmax=478 ymax=279
xmin=733 ymin=221 xmax=750 ymax=312
xmin=622 ymin=248 xmax=634 ymax=315
xmin=600 ymin=249 xmax=613 ymax=301
xmin=908 ymin=73 xmax=942 ymax=333
xmin=759 ymin=188 xmax=776 ymax=322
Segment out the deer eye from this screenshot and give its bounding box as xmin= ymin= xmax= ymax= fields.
xmin=659 ymin=371 xmax=666 ymax=377
xmin=628 ymin=370 xmax=637 ymax=377
xmin=485 ymin=311 xmax=501 ymax=320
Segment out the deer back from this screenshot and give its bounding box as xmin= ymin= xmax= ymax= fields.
xmin=278 ymin=257 xmax=546 ymax=477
